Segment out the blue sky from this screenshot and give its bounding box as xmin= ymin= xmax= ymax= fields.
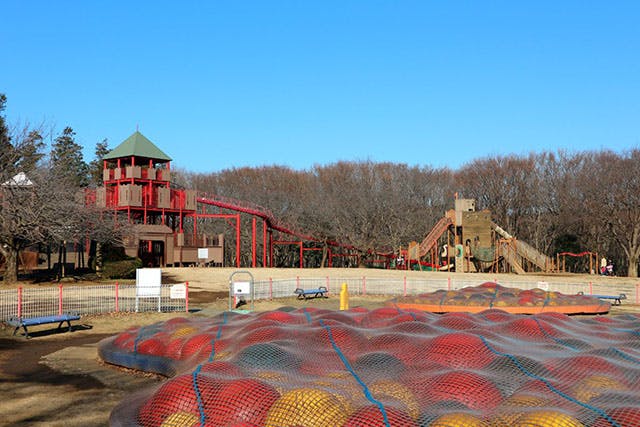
xmin=2 ymin=1 xmax=639 ymax=173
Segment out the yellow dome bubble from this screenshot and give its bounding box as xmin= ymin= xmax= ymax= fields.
xmin=160 ymin=411 xmax=199 ymax=427
xmin=171 ymin=326 xmax=199 ymax=338
xmin=571 ymin=375 xmax=628 ymax=402
xmin=514 ymin=410 xmax=584 ymax=427
xmin=265 ymin=388 xmax=349 ymax=427
xmin=369 ymin=380 xmax=420 ymax=419
xmin=429 ymin=412 xmax=485 ymax=427
xmin=491 ymin=394 xmax=549 ymax=426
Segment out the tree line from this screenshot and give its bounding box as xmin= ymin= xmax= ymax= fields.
xmin=176 ymin=153 xmax=640 ymax=277
xmin=0 ymin=95 xmax=120 ymax=284
xmin=2 ymin=93 xmax=639 ymax=280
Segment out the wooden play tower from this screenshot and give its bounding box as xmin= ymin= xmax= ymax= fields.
xmin=403 ymin=198 xmax=556 ymax=274
xmin=91 ymin=131 xmax=224 ymax=267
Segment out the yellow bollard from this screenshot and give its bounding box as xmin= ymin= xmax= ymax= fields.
xmin=340 ymin=283 xmax=349 ymax=310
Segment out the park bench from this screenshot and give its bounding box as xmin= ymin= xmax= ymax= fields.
xmin=294 ymin=286 xmax=328 ymax=300
xmin=578 ymin=292 xmax=627 ymax=306
xmin=7 ymin=312 xmax=81 ymax=339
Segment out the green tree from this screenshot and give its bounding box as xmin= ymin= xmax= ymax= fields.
xmin=0 ymin=94 xmax=15 ymax=176
xmin=17 ymin=130 xmax=45 ymax=172
xmin=51 ymin=126 xmax=89 ymax=187
xmin=88 ymin=138 xmax=110 ymax=186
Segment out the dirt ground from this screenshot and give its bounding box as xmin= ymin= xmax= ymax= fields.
xmin=0 ymin=267 xmax=638 ymax=426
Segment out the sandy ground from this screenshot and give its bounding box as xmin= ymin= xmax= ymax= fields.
xmin=0 ymin=267 xmax=638 ymax=426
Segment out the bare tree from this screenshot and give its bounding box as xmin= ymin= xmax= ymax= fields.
xmin=574 ymin=150 xmax=640 ymax=277
xmin=168 ymin=150 xmax=640 ymax=276
xmin=1 ymin=167 xmax=71 ymax=282
xmin=455 ymin=154 xmax=539 ymax=236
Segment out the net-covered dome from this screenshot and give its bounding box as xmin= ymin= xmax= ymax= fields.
xmin=389 ymin=282 xmax=611 ymax=314
xmin=101 ymin=305 xmax=640 ymax=427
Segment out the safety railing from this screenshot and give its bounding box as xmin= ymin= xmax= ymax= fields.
xmin=0 ymin=283 xmax=188 ymax=321
xmin=253 ymin=276 xmax=639 ymax=301
xmin=1 ymin=277 xmax=637 ymax=321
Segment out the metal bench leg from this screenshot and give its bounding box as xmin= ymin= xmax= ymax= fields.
xmin=57 ymin=320 xmax=73 ymax=332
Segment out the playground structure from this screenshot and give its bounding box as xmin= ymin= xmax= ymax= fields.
xmin=401 ymin=198 xmax=558 ymax=274
xmin=556 ymin=251 xmax=601 ymax=275
xmin=83 ymin=131 xmax=359 ymax=269
xmin=11 ymin=131 xmax=600 ymax=274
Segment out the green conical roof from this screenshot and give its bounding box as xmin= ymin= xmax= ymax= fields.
xmin=103 ymin=131 xmax=172 ymax=162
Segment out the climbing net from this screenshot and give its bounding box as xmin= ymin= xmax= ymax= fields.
xmin=101 ymin=298 xmax=639 ymax=426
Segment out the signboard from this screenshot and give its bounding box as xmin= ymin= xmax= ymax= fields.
xmin=136 ymin=268 xmax=162 ymax=312
xmin=198 ymin=248 xmax=209 ymax=259
xmin=228 ymin=271 xmax=255 ymax=312
xmin=233 ymin=281 xmax=250 ymax=295
xmin=136 ymin=268 xmax=162 ymax=296
xmin=170 ymin=283 xmax=187 ymax=299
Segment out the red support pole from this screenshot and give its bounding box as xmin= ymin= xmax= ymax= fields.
xmin=58 ymin=284 xmax=63 ymax=315
xmin=17 ymin=286 xmax=22 ymax=318
xmin=115 ymin=282 xmax=119 ymax=312
xmin=185 ymin=281 xmax=189 ymax=313
xmin=269 ymin=231 xmax=273 ymax=267
xmin=235 ymin=214 xmax=241 ymax=268
xmin=252 ymin=217 xmax=257 ymax=268
xmin=262 ymin=220 xmax=268 ymax=267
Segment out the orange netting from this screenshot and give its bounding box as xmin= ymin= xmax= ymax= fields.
xmin=101 ymin=298 xmax=640 ymax=426
xmin=388 ymin=282 xmax=612 ymax=314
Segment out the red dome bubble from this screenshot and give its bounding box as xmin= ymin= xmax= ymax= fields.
xmin=423 ymin=332 xmax=496 ymax=369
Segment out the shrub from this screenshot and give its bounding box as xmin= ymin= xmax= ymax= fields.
xmin=101 ymin=258 xmax=143 ymax=279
